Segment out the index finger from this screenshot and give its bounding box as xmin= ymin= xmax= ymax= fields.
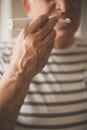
xmin=29 ymin=14 xmax=49 ymax=33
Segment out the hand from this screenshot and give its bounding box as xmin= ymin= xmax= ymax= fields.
xmin=10 ymin=14 xmax=57 ymax=81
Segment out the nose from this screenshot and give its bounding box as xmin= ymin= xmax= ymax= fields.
xmin=55 ymin=0 xmax=69 ymax=13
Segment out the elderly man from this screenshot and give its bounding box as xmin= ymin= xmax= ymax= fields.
xmin=0 ymin=0 xmax=87 ymax=130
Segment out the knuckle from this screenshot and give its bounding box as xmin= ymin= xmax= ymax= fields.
xmin=48 ymin=17 xmax=57 ymax=27
xmin=39 ymin=14 xmax=48 ymax=21
xmin=50 ymin=17 xmax=58 ymax=23
xmin=30 ymin=37 xmax=39 ymax=49
xmin=52 ymin=29 xmax=56 ymax=37
xmin=37 ymin=30 xmax=45 ymax=40
xmin=31 ymin=39 xmax=36 ymax=48
xmin=36 ymin=14 xmax=49 ymax=28
xmin=37 ymin=16 xmax=42 ymax=24
xmin=34 ymin=35 xmax=40 ymax=43
xmin=48 ymin=30 xmax=56 ymax=40
xmin=25 ymin=36 xmax=36 ymax=48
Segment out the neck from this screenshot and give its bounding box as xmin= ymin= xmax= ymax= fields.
xmin=54 ymin=37 xmax=75 ymax=50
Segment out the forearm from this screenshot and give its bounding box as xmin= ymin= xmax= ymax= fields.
xmin=0 ymin=14 xmax=57 ymax=130
xmin=0 ymin=65 xmax=31 ymax=130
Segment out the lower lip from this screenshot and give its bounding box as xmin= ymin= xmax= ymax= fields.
xmin=56 ymin=22 xmax=70 ymax=28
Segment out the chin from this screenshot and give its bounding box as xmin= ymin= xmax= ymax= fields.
xmin=55 ymin=26 xmax=75 ymax=40
xmin=54 ymin=22 xmax=73 ymax=35
xmin=55 ymin=30 xmax=69 ymax=40
xmin=55 ymin=31 xmax=73 ymax=47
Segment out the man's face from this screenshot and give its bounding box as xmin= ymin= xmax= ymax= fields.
xmin=28 ymin=0 xmax=82 ymax=46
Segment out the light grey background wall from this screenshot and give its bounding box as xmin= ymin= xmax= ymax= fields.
xmin=12 ymin=0 xmax=26 ymax=38
xmin=0 ymin=0 xmax=1 ymax=38
xmin=81 ymin=0 xmax=87 ymax=40
xmin=0 ymin=0 xmax=26 ymax=40
xmin=0 ymin=0 xmax=12 ymax=41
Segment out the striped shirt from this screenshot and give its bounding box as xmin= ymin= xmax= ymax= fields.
xmin=0 ymin=38 xmax=87 ymax=130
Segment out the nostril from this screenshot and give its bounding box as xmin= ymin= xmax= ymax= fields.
xmin=55 ymin=0 xmax=69 ymax=13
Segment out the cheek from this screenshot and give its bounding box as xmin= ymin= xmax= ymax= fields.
xmin=44 ymin=6 xmax=51 ymax=14
xmin=31 ymin=3 xmax=47 ymax=16
xmin=44 ymin=3 xmax=56 ymax=15
xmin=34 ymin=3 xmax=55 ymax=16
xmin=36 ymin=4 xmax=49 ymax=16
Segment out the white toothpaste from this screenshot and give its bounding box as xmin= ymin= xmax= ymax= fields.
xmin=8 ymin=17 xmax=71 ymax=30
xmin=58 ymin=18 xmax=71 ymax=24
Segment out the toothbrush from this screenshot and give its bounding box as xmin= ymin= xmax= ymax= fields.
xmin=8 ymin=17 xmax=71 ymax=30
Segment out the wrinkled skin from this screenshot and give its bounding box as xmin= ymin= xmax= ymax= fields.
xmin=10 ymin=15 xmax=57 ymax=80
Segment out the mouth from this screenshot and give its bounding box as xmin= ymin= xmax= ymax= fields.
xmin=49 ymin=15 xmax=71 ymax=24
